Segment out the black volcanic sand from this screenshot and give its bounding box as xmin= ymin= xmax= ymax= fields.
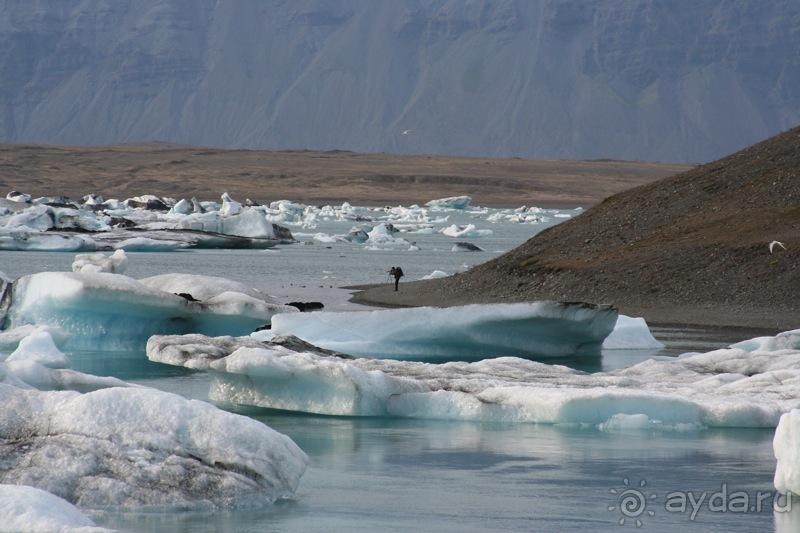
xmin=351 ymin=126 xmax=800 ymax=333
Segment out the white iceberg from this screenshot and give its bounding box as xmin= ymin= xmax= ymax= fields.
xmin=2 ymin=272 xmax=297 ymax=350
xmin=440 ymin=224 xmax=491 ymax=238
xmin=421 ymin=270 xmax=449 ymax=280
xmin=0 ymin=484 xmax=114 ymax=533
xmin=270 ymin=301 xmax=618 ymax=360
xmin=0 ymin=325 xmax=72 ymax=352
xmin=601 ymin=315 xmax=665 ymax=350
xmin=148 ymin=329 xmax=800 ymax=426
xmin=0 ymin=233 xmax=97 ymax=252
xmin=72 ymin=249 xmax=128 ymax=274
xmin=0 ymin=332 xmax=309 ymax=510
xmin=774 ymin=408 xmax=800 ymax=496
xmin=425 ymin=196 xmax=473 ymax=209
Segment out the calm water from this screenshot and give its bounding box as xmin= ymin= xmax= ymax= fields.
xmin=1 ymin=206 xmax=794 ymax=531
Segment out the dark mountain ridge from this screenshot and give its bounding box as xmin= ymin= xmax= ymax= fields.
xmin=1 ymin=1 xmax=799 ymax=163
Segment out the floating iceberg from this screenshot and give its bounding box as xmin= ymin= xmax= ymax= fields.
xmin=440 ymin=224 xmax=491 ymax=238
xmin=425 ymin=196 xmax=473 ymax=209
xmin=774 ymin=409 xmax=800 ymax=496
xmin=72 ymin=249 xmax=128 ymax=274
xmin=601 ymin=315 xmax=665 ymax=350
xmin=0 ymin=192 xmax=295 ymax=251
xmin=2 ymin=272 xmax=298 ymax=350
xmin=0 ymin=484 xmax=113 ymax=533
xmin=270 ymin=302 xmax=618 ymax=360
xmin=147 ymin=329 xmax=800 ymax=426
xmin=0 ymin=331 xmax=308 ymax=510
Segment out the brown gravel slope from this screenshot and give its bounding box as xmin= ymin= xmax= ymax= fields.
xmin=353 ymin=127 xmax=800 ymax=331
xmin=0 ymin=143 xmax=689 ymax=208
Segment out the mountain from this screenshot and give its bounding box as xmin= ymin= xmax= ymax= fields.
xmin=353 ymin=126 xmax=800 ymax=330
xmin=1 ymin=1 xmax=798 ymax=163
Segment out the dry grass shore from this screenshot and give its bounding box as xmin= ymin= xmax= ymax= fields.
xmin=0 ymin=143 xmax=690 ymax=208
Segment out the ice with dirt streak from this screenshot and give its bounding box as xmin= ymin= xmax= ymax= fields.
xmin=0 ymin=330 xmax=308 ymax=513
xmin=146 ymin=327 xmax=800 ymax=426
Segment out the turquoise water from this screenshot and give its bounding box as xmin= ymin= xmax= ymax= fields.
xmin=1 ymin=207 xmax=793 ymax=531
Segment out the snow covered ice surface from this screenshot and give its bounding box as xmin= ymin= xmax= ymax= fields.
xmin=0 ymin=330 xmax=309 ymax=516
xmin=146 ymin=327 xmax=800 ymax=425
xmin=270 ymin=301 xmax=619 ymax=360
xmin=0 ymin=484 xmax=114 ymax=533
xmin=1 ymin=271 xmax=298 ymax=350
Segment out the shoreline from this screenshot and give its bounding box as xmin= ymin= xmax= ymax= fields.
xmin=345 ymin=281 xmax=797 ymax=335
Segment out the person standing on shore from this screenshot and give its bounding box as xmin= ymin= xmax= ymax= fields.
xmin=389 ymin=266 xmax=404 ymax=291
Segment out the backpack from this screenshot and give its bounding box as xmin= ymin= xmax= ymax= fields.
xmin=395 ymin=267 xmax=404 ymax=277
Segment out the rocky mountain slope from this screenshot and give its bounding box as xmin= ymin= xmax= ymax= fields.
xmin=354 ymin=126 xmax=800 ymax=330
xmin=1 ymin=1 xmax=798 ymax=163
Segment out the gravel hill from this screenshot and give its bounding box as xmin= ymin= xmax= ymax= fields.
xmin=354 ymin=126 xmax=800 ymax=330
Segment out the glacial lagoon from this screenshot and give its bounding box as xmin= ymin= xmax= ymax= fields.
xmin=1 ymin=199 xmax=796 ymax=531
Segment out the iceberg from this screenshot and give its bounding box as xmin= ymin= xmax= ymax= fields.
xmin=0 ymin=331 xmax=308 ymax=510
xmin=72 ymin=249 xmax=128 ymax=274
xmin=0 ymin=484 xmax=113 ymax=533
xmin=270 ymin=302 xmax=618 ymax=360
xmin=2 ymin=272 xmax=298 ymax=350
xmin=774 ymin=409 xmax=800 ymax=496
xmin=425 ymin=196 xmax=473 ymax=209
xmin=440 ymin=224 xmax=491 ymax=238
xmin=147 ymin=329 xmax=800 ymax=426
xmin=0 ymin=191 xmax=295 ymax=251
xmin=601 ymin=315 xmax=665 ymax=350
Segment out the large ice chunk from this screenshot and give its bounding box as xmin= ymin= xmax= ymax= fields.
xmin=774 ymin=409 xmax=800 ymax=496
xmin=0 ymin=484 xmax=113 ymax=532
xmin=270 ymin=302 xmax=619 ymax=360
xmin=148 ymin=329 xmax=800 ymax=426
xmin=0 ymin=386 xmax=308 ymax=508
xmin=0 ymin=335 xmax=309 ymax=509
xmin=3 ymin=272 xmax=297 ymax=350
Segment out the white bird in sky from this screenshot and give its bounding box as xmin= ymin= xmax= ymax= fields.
xmin=402 ymin=130 xmax=411 ymax=135
xmin=769 ymin=240 xmax=786 ymax=253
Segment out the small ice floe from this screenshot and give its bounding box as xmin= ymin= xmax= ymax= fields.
xmin=440 ymin=224 xmax=492 ymax=238
xmin=602 ymin=316 xmax=665 ymax=350
xmin=148 ymin=328 xmax=800 ymax=427
xmin=452 ymin=242 xmax=484 ymax=252
xmin=0 ymin=324 xmax=71 ymax=352
xmin=421 ymin=270 xmax=448 ymax=280
xmin=72 ymin=249 xmax=128 ymax=274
